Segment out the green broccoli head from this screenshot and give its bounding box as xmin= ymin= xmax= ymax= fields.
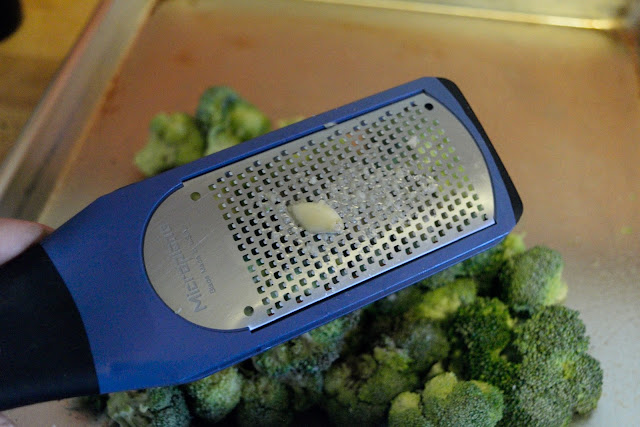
xmin=372 ymin=286 xmax=426 ymax=318
xmin=406 ymin=278 xmax=478 ymax=323
xmin=419 ymin=372 xmax=504 ymax=427
xmin=459 ymin=350 xmax=519 ymax=396
xmin=512 ymin=305 xmax=588 ymax=357
xmin=506 ymin=355 xmax=575 ymax=427
xmin=235 ymin=373 xmax=293 ymax=427
xmin=252 ymin=311 xmax=360 ymax=394
xmin=503 ymin=351 xmax=603 ymax=426
xmin=349 ymin=287 xmax=425 ymax=354
xmin=105 ymin=387 xmax=191 ymax=427
xmin=195 ymin=86 xmax=241 ymax=132
xmin=134 ymin=112 xmax=205 ymax=176
xmin=389 ymin=374 xmax=505 ymax=427
xmin=514 ymin=349 xmax=604 ymax=421
xmin=446 ymin=301 xmax=602 ymax=425
xmin=195 ymin=86 xmax=270 ymax=154
xmin=566 ymin=352 xmax=604 ymax=415
xmin=450 ymin=297 xmax=515 ymax=356
xmin=417 ymin=234 xmax=525 ymax=293
xmin=461 ymin=233 xmax=526 ymax=294
xmin=511 ymin=306 xmax=602 ymax=419
xmin=323 ymin=344 xmax=420 ymax=426
xmin=448 ymin=297 xmax=516 ymax=389
xmin=480 ymin=306 xmax=602 ymax=426
xmin=499 ymin=246 xmax=568 ymax=314
xmin=228 ymin=101 xmax=271 ymax=141
xmin=204 ymin=125 xmax=241 ymax=156
xmin=392 ymin=319 xmax=451 ymax=374
xmin=388 ymin=391 xmax=433 ymax=427
xmin=182 ymin=366 xmax=244 ymax=423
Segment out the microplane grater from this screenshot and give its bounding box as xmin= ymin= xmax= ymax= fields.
xmin=0 ymin=78 xmax=522 ymax=411
xmin=143 ymin=92 xmax=495 ymax=330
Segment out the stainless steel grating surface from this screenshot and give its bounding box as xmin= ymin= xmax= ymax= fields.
xmin=143 ymin=93 xmax=495 ymax=330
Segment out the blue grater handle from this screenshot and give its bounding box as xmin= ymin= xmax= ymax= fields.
xmin=0 ymin=78 xmax=522 ymax=410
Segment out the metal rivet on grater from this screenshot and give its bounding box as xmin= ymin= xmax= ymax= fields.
xmin=143 ymin=93 xmax=495 ymax=331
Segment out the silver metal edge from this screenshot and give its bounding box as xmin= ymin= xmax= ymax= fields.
xmin=0 ymin=0 xmax=157 ymax=221
xmin=300 ymin=0 xmax=635 ymax=30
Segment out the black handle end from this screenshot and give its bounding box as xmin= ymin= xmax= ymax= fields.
xmin=437 ymin=77 xmax=523 ymax=223
xmin=0 ymin=244 xmax=99 ymax=410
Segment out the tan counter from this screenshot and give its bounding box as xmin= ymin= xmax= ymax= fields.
xmin=0 ymin=0 xmax=102 ymax=164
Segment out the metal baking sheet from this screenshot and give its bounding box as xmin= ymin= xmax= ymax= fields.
xmin=1 ymin=0 xmax=638 ymax=424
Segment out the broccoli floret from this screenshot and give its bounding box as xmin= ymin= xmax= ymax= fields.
xmin=426 ymin=361 xmax=447 ymax=381
xmin=506 ymin=356 xmax=574 ymax=427
xmin=422 ymin=373 xmax=504 ymax=427
xmin=447 ymin=301 xmax=602 ymax=425
xmin=195 ymin=86 xmax=270 ymax=155
xmin=510 ymin=306 xmax=602 ymax=419
xmin=512 ymin=304 xmax=588 ymax=356
xmin=203 ymin=125 xmax=241 ymax=155
xmin=134 ymin=112 xmax=205 ymax=176
xmin=182 ymin=366 xmax=243 ymax=423
xmin=388 ymin=391 xmax=433 ymax=427
xmin=453 ymin=305 xmax=603 ymax=426
xmin=134 ymin=87 xmax=270 ymax=177
xmin=356 ymin=282 xmax=471 ymax=379
xmin=392 ymin=319 xmax=451 ymax=374
xmin=417 ymin=234 xmax=525 ymax=293
xmin=105 ymin=387 xmax=191 ymax=427
xmin=388 ymin=372 xmax=504 ymax=427
xmin=506 ymin=350 xmax=603 ymax=426
xmin=252 ymin=312 xmax=361 ymax=412
xmin=253 ymin=312 xmax=360 ymax=393
xmin=373 ymin=286 xmax=426 ymax=318
xmin=567 ymin=352 xmax=604 ymax=415
xmin=358 ymin=279 xmax=477 ymax=376
xmin=323 ymin=344 xmax=420 ymax=426
xmin=195 ymin=86 xmax=241 ymax=132
xmin=461 ymin=234 xmax=526 ymax=294
xmin=447 ymin=297 xmax=516 ymax=393
xmin=228 ymin=100 xmax=271 ymax=141
xmin=385 ymin=279 xmax=477 ymax=375
xmin=235 ymin=373 xmax=293 ymax=427
xmin=406 ymin=278 xmax=478 ymax=323
xmin=450 ymin=297 xmax=514 ymax=358
xmin=499 ymin=246 xmax=568 ymax=314
xmin=349 ymin=287 xmax=427 ymax=355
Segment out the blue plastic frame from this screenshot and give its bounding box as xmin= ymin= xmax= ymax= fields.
xmin=42 ymin=77 xmax=522 ymax=393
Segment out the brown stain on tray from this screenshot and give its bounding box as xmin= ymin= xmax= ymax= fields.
xmin=228 ymin=35 xmax=256 ymax=50
xmin=172 ymin=49 xmax=197 ymax=66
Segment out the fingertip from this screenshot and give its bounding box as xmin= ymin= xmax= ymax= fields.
xmin=0 ymin=218 xmax=53 ymax=265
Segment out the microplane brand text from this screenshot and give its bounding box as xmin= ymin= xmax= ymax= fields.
xmin=160 ymin=224 xmax=207 ymax=313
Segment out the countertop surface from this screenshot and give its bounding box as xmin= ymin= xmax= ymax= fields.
xmin=0 ymin=0 xmax=102 ymax=165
